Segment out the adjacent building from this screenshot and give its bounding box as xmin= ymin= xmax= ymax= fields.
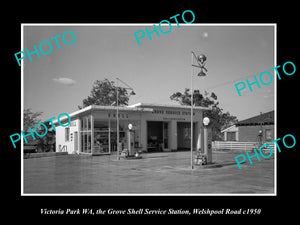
xmin=221 ymin=110 xmax=274 ymax=143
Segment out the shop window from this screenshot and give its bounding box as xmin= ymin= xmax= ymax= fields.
xmin=88 ymin=117 xmax=91 ymax=130
xmin=93 ymin=121 xmax=110 ymax=154
xmin=81 ymin=116 xmax=92 ymax=131
xmin=226 ymin=132 xmax=236 ymax=141
xmin=80 ymin=116 xmax=92 ymax=153
xmin=183 ymin=127 xmax=190 ymax=139
xmin=81 ymin=132 xmax=91 ymax=153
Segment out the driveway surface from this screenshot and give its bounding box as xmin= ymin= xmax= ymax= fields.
xmin=23 ymin=151 xmax=275 ymax=194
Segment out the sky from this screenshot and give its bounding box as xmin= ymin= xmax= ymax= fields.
xmin=23 ymin=24 xmax=275 ymax=122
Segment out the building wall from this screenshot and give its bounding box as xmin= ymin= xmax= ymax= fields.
xmin=55 ymin=119 xmax=80 ymax=154
xmin=238 ymin=124 xmax=274 ymax=142
xmin=222 ymin=125 xmax=239 ymax=141
xmin=55 ymin=106 xmax=205 ymax=154
xmin=168 ymin=120 xmax=177 ymax=151
xmin=140 ymin=107 xmax=203 ymax=152
xmin=140 ymin=117 xmax=147 ymax=152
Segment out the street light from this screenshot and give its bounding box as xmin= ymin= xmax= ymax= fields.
xmin=116 ymin=78 xmax=136 ymax=160
xmin=190 ymin=51 xmax=207 ymax=169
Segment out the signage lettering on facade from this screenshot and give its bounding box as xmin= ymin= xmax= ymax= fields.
xmin=153 ymin=109 xmax=194 ymax=116
xmin=163 ymin=117 xmax=186 ymax=121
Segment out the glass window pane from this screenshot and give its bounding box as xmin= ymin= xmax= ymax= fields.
xmin=88 ymin=116 xmax=91 ymax=130
xmin=87 ymin=133 xmax=91 ymax=153
xmin=94 ymin=131 xmax=109 ymax=154
xmin=82 ymin=117 xmax=87 ymax=131
xmin=85 ymin=117 xmax=88 ymax=130
xmin=65 ymin=128 xmax=69 ymax=142
xmin=83 ymin=133 xmax=87 ymax=152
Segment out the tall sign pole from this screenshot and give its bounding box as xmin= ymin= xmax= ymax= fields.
xmin=190 ymin=52 xmax=194 ymax=170
xmin=115 ymin=78 xmax=136 ymax=160
xmin=116 ymin=78 xmax=120 ymax=160
xmin=190 ymin=51 xmax=207 ymax=169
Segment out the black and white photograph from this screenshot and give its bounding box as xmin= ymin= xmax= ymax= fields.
xmin=4 ymin=5 xmax=298 ymax=221
xmin=20 ymin=24 xmax=276 ymax=195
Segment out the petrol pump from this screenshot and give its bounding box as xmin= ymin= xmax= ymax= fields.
xmin=195 ymin=117 xmax=212 ymax=165
xmin=127 ymin=123 xmax=135 ymax=156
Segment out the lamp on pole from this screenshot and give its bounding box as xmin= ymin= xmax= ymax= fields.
xmin=115 ymin=78 xmax=136 ymax=160
xmin=190 ymin=51 xmax=207 ymax=169
xmin=259 ymin=112 xmax=263 ymax=146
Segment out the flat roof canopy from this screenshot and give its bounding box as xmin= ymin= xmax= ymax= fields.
xmin=53 ymin=103 xmax=210 ymax=125
xmin=129 ymin=102 xmax=210 ymax=111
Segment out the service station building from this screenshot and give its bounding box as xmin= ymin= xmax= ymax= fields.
xmin=54 ymin=103 xmax=210 ymax=156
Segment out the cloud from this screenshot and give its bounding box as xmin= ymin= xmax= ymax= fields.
xmin=53 ymin=77 xmax=76 ymax=86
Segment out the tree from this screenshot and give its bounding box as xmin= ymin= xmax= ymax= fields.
xmin=23 ymin=108 xmax=55 ymax=152
xmin=35 ymin=120 xmax=56 ymax=152
xmin=78 ymin=79 xmax=131 ymax=109
xmin=23 ymin=108 xmax=43 ymax=133
xmin=170 ymin=88 xmax=237 ymax=141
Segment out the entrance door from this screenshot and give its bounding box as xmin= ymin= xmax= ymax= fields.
xmin=163 ymin=122 xmax=169 ymax=150
xmin=110 ymin=131 xmax=125 ymax=153
xmin=147 ymin=121 xmax=163 ymax=152
xmin=177 ymin=122 xmax=196 ymax=150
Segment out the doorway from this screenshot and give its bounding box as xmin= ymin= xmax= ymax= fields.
xmin=177 ymin=122 xmax=196 ymax=150
xmin=147 ymin=121 xmax=169 ymax=152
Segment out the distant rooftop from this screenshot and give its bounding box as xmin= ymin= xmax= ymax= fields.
xmin=236 ymin=110 xmax=274 ymax=126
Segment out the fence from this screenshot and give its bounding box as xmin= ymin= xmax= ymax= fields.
xmin=212 ymin=141 xmax=275 ymax=153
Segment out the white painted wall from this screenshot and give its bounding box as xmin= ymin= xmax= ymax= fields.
xmin=55 ymin=106 xmax=205 ymax=154
xmin=55 ymin=119 xmax=80 ymax=154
